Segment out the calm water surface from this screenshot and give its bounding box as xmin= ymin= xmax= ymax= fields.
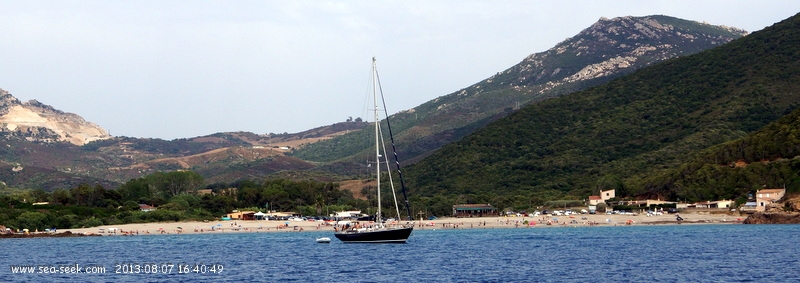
xmin=2 ymin=224 xmax=798 ymax=282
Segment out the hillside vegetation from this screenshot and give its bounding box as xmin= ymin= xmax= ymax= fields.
xmin=0 ymin=121 xmax=365 ymax=190
xmin=291 ymin=15 xmax=747 ymax=169
xmin=405 ymin=12 xmax=800 ymax=204
xmin=0 ymin=172 xmax=367 ymax=231
xmin=644 ymin=106 xmax=800 ymax=202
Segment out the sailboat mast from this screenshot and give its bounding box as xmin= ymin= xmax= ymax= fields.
xmin=332 ymin=57 xmax=414 ymax=243
xmin=373 ymin=57 xmax=382 ymax=223
xmin=374 ymin=69 xmax=413 ymax=221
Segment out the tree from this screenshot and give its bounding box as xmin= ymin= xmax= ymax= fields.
xmin=122 ymin=200 xmax=140 ymax=211
xmin=261 ymin=184 xmax=290 ymax=211
xmin=90 ymin=185 xmax=109 ymax=207
xmin=30 ymin=189 xmax=50 ymax=203
xmin=71 ymin=184 xmax=103 ymax=207
xmin=52 ymin=189 xmax=72 ymax=205
xmin=103 ymin=189 xmax=122 ymax=208
xmin=145 ymin=171 xmax=205 ymax=199
xmin=15 ymin=211 xmax=48 ymax=230
xmin=118 ymin=178 xmax=153 ymax=203
xmin=315 ymin=195 xmax=325 ymax=215
xmin=200 ymin=194 xmax=236 ymax=216
xmin=163 ymin=194 xmax=201 ymax=211
xmin=237 ymin=186 xmax=261 ymax=207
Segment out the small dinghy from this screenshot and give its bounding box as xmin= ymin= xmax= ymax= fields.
xmin=316 ymin=237 xmax=331 ymax=243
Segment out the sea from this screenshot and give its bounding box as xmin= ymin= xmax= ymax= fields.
xmin=2 ymin=224 xmax=798 ymax=282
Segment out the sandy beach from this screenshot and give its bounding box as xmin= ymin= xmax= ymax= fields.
xmin=63 ymin=211 xmax=744 ymax=236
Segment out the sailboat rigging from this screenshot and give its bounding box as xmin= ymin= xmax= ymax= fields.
xmin=333 ymin=57 xmax=414 ymax=243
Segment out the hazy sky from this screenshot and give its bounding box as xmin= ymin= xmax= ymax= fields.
xmin=2 ymin=1 xmax=799 ymax=140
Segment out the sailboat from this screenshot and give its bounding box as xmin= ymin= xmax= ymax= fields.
xmin=334 ymin=58 xmax=414 ymax=243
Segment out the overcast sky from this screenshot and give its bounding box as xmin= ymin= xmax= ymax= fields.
xmin=1 ymin=1 xmax=798 ymax=140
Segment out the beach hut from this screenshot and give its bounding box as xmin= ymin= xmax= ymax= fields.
xmin=452 ymin=204 xmax=497 ymax=217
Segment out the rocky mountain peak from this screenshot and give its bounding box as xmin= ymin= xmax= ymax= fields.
xmin=487 ymin=15 xmax=749 ymax=94
xmin=0 ymin=88 xmax=111 ymax=145
xmin=0 ymin=88 xmax=22 ymax=113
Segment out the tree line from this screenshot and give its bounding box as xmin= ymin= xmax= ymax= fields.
xmin=0 ymin=171 xmax=371 ymax=231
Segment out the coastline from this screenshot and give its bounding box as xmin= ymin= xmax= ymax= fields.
xmin=54 ymin=212 xmax=744 ymax=237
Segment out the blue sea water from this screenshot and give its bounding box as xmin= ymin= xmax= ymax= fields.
xmin=2 ymin=224 xmax=799 ymax=282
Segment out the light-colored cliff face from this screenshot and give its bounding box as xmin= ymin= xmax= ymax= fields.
xmin=426 ymin=15 xmax=749 ymax=113
xmin=0 ymin=88 xmax=110 ymax=145
xmin=516 ymin=15 xmax=749 ymax=94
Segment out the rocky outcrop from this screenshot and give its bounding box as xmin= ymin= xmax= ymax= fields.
xmin=507 ymin=15 xmax=750 ymax=94
xmin=0 ymin=89 xmax=110 ymax=145
xmin=742 ymin=212 xmax=800 ymax=224
xmin=0 ymin=231 xmax=101 ymax=238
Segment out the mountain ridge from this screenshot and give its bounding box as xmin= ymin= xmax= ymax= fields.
xmin=290 ymin=15 xmax=749 ymax=169
xmin=0 ymin=89 xmax=110 ymax=146
xmin=0 ymin=14 xmax=759 ymax=192
xmin=404 ymin=12 xmax=800 ymax=204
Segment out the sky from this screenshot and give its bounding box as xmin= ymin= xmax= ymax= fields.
xmin=1 ymin=1 xmax=799 ymax=140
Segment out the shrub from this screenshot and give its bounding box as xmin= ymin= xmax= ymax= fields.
xmin=75 ymin=217 xmax=104 ymax=228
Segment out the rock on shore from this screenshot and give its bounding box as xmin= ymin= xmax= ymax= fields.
xmin=743 ymin=212 xmax=800 ymax=224
xmin=0 ymin=231 xmax=101 ymax=238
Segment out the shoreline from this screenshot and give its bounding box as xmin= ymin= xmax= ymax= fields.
xmin=49 ymin=212 xmax=745 ymax=237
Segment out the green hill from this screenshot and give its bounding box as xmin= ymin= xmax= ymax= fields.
xmin=644 ymin=106 xmax=800 ymax=203
xmin=405 ymin=12 xmax=800 ymax=204
xmin=291 ymin=15 xmax=747 ymax=169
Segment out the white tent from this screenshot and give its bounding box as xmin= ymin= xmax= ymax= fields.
xmin=254 ymin=211 xmax=267 ymax=220
xmin=334 ymin=210 xmax=362 ymax=218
